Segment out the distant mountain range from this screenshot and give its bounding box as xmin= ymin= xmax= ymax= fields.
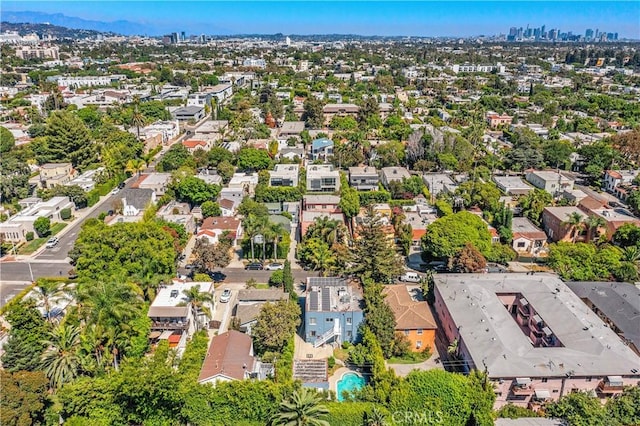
xmin=1 ymin=11 xmax=154 ymax=36
xmin=0 ymin=21 xmax=109 ymax=39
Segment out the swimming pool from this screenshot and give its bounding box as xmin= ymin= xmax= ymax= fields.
xmin=336 ymin=372 xmax=366 ymax=401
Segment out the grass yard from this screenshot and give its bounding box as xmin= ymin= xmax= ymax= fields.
xmin=18 ymin=222 xmax=67 ymax=255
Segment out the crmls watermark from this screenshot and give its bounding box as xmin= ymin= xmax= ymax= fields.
xmin=391 ymin=410 xmax=444 ymax=425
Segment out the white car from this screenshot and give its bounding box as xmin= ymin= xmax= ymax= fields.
xmin=399 ymin=272 xmax=421 ymax=283
xmin=45 ymin=237 xmax=59 ymax=249
xmin=265 ymin=263 xmax=284 ymax=271
xmin=110 ymin=187 xmax=120 ymax=195
xmin=220 ymin=289 xmax=232 ymax=303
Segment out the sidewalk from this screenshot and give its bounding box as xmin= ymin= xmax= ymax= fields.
xmin=288 ymin=223 xmax=301 ymax=270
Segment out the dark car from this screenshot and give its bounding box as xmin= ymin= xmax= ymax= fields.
xmin=185 ymin=263 xmax=196 ymax=270
xmin=209 ymin=271 xmax=227 ymax=283
xmin=245 ymin=262 xmax=264 ymax=270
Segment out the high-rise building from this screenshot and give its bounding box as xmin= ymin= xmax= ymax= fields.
xmin=181 ymin=31 xmax=186 ymax=42
xmin=585 ymin=28 xmax=594 ymax=40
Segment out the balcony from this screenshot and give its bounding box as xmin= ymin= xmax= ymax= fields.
xmin=151 ymin=320 xmax=189 ymax=330
xmin=597 ymin=376 xmax=624 ymax=395
xmin=511 ymin=378 xmax=534 ymax=396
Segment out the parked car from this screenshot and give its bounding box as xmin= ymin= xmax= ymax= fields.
xmin=209 ymin=271 xmax=226 ymax=283
xmin=399 ymin=272 xmax=421 ymax=283
xmin=45 ymin=237 xmax=59 ymax=248
xmin=185 ymin=263 xmax=196 ymax=270
xmin=110 ymin=187 xmax=120 ymax=195
xmin=220 ymin=289 xmax=232 ymax=303
xmin=245 ymin=262 xmax=264 ymax=270
xmin=265 ymin=262 xmax=284 ymax=271
xmin=67 ymin=269 xmax=78 ymax=279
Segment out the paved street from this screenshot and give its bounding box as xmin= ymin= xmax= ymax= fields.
xmin=0 ymin=281 xmax=32 ymax=308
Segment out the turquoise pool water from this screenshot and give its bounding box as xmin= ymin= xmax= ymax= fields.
xmin=336 ymin=372 xmax=365 ymax=401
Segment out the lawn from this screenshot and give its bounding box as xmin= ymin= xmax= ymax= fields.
xmin=18 ymin=223 xmax=67 ymax=255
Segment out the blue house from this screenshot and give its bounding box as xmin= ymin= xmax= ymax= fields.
xmin=303 ymin=277 xmax=364 ymax=347
xmin=310 ymin=138 xmax=334 ymax=161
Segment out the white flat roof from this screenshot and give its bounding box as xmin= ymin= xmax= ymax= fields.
xmin=152 ymin=281 xmax=213 ymax=308
xmin=435 ymin=273 xmax=640 ymax=378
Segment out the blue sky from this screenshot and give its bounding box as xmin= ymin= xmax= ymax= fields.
xmin=3 ymin=1 xmax=639 ymax=38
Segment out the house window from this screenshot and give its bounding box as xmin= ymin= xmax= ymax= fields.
xmin=417 ymin=329 xmax=423 ymax=335
xmin=310 ymin=331 xmax=316 ymax=337
xmin=517 ymin=242 xmax=526 ymax=248
xmin=542 ymin=378 xmax=548 ymax=383
xmin=346 ymin=331 xmax=352 ymax=339
xmin=346 ymin=317 xmax=352 ymax=325
xmin=309 ymin=318 xmax=316 ymax=325
xmin=326 ymin=318 xmax=334 ymax=322
xmin=416 ymin=341 xmax=422 ymax=348
xmin=404 ymin=330 xmax=410 ymax=336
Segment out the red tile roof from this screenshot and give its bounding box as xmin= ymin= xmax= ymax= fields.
xmin=198 ymin=330 xmax=255 ymax=382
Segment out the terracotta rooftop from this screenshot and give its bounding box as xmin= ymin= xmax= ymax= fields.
xmin=201 ymin=216 xmax=240 ymax=231
xmin=383 ymin=285 xmax=437 ymax=330
xmin=198 ymin=330 xmax=255 ymax=382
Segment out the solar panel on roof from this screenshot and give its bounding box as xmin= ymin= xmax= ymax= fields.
xmin=309 ymin=291 xmax=318 ymax=311
xmin=322 ymin=287 xmax=331 ymax=311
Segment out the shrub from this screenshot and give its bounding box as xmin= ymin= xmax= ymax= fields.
xmin=60 ymin=208 xmax=72 ymax=220
xmin=25 ymin=231 xmax=34 ymax=241
xmin=33 ymin=217 xmax=51 ymax=237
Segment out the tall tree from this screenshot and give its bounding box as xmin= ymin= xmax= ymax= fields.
xmin=31 ymin=279 xmax=70 ymax=323
xmin=351 ymin=211 xmax=403 ymax=283
xmin=0 ymin=370 xmax=50 ymax=426
xmin=1 ymin=301 xmax=50 ymax=372
xmin=180 ymin=286 xmax=214 ymax=331
xmin=252 ymin=300 xmax=301 ymax=355
xmin=302 ymin=97 xmax=324 ymax=129
xmin=41 ymin=324 xmax=81 ymax=388
xmin=43 ymin=110 xmax=96 ymax=170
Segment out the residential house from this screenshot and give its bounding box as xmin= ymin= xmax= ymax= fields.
xmin=300 ymin=195 xmax=343 ymax=236
xmin=279 ymin=121 xmax=305 ymax=139
xmin=434 ymin=273 xmax=640 ymax=410
xmin=198 ymin=330 xmax=258 ymax=385
xmin=304 ymin=277 xmax=364 ymax=346
xmin=380 ymin=167 xmax=411 ymax=189
xmin=0 ymin=196 xmax=74 ymax=243
xmin=511 ymin=217 xmax=548 ymax=255
xmin=197 ymin=169 xmax=223 ymax=186
xmin=182 ymin=139 xmax=212 ymax=154
xmin=401 ymin=211 xmax=432 ymax=247
xmin=567 ymin=281 xmax=640 ymax=356
xmin=383 ymin=285 xmax=437 ymax=352
xmin=218 ymin=198 xmax=238 ymax=217
xmin=198 ymin=216 xmax=242 ymax=246
xmin=66 ymin=167 xmax=103 ymax=192
xmin=148 ymin=280 xmax=214 ymax=348
xmin=234 ymin=289 xmax=289 ymax=334
xmin=526 ymin=170 xmax=575 ymax=196
xmin=322 ymin=103 xmax=359 ymax=125
xmin=34 ymin=163 xmax=77 ymax=189
xmin=423 ymin=173 xmax=459 ymax=197
xmin=133 ymin=173 xmax=172 ymax=196
xmin=220 ymin=173 xmax=259 ymax=200
xmin=541 ymin=206 xmax=585 ymax=242
xmin=156 ymin=202 xmax=196 ymax=234
xmin=486 ymin=112 xmax=513 ymax=128
xmin=278 ymin=146 xmax=305 ymax=161
xmin=172 ymin=106 xmax=205 ymax=122
xmin=269 ymin=164 xmax=299 ymax=187
xmin=604 ymin=170 xmax=639 ymax=198
xmin=306 ymin=165 xmax=340 ymax=193
xmin=310 ymin=138 xmax=334 ymax=161
xmin=120 ymin=188 xmax=156 ymax=217
xmin=587 ymin=207 xmax=640 ymax=239
xmin=348 ymin=166 xmax=379 ymax=191
xmin=139 ymin=120 xmax=180 ymax=148
xmin=494 ymin=176 xmax=534 ymax=196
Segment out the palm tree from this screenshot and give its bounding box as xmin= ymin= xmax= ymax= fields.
xmin=131 ymin=95 xmax=145 ymax=141
xmin=447 ymin=338 xmax=459 ymax=358
xmin=41 ymin=324 xmax=81 ymax=388
xmin=32 ymin=279 xmax=70 ymax=323
xmin=270 ymin=388 xmax=330 ymax=426
xmin=584 ymin=215 xmax=606 ymax=242
xmin=268 ymin=222 xmax=285 ymax=260
xmin=181 ymin=286 xmax=214 ymax=331
xmin=364 ymin=407 xmax=387 ymax=426
xmin=618 ymin=246 xmax=640 ymax=282
xmin=76 ymin=280 xmax=141 ymax=329
xmin=244 ymin=214 xmax=268 ymax=260
xmin=126 ymin=158 xmax=145 ymax=176
xmin=308 ymin=217 xmax=346 ymax=245
xmin=309 ymin=244 xmax=336 ymax=277
xmin=562 ymin=212 xmax=584 ymax=242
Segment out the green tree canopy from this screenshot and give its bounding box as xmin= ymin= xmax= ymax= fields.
xmin=422 ymin=211 xmax=493 ymax=259
xmin=173 ymin=176 xmax=221 ymax=206
xmin=237 ymin=147 xmax=272 ymax=171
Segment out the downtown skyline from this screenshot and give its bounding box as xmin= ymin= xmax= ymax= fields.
xmin=1 ymin=1 xmax=639 ymax=39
